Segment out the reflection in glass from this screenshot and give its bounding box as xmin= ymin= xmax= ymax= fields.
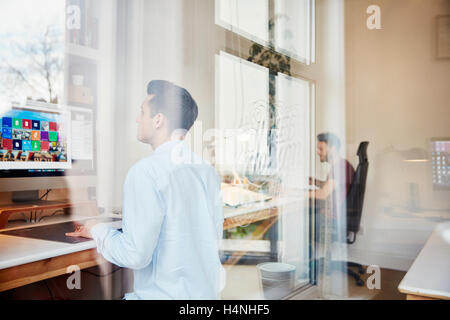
xmin=275 ymin=0 xmax=315 ymax=64
xmin=216 ymin=49 xmax=315 ymax=296
xmin=0 ymin=0 xmax=65 ymax=108
xmin=215 ymin=0 xmax=269 ymax=45
xmin=215 ymin=51 xmax=270 ymax=175
xmin=215 ymin=0 xmax=315 ymax=64
xmin=274 ymin=73 xmax=314 ymax=287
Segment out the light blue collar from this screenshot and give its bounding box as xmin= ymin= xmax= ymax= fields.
xmin=152 ymin=140 xmax=186 ymax=155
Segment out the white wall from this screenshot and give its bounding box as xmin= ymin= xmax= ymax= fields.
xmin=345 ymin=0 xmax=450 ymax=270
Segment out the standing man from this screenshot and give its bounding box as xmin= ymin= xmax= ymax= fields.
xmin=67 ymin=80 xmax=225 ymax=300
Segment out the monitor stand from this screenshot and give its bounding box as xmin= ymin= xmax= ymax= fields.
xmin=12 ymin=190 xmax=41 ymax=203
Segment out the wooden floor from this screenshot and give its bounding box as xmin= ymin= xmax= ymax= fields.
xmin=345 ymin=267 xmax=406 ymax=300
xmin=292 ymin=267 xmax=407 ymax=300
xmin=221 ymin=265 xmax=407 ymax=300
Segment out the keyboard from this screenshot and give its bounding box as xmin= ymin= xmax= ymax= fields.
xmin=0 ymin=217 xmax=122 ymax=244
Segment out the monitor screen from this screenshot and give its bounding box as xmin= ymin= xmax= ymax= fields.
xmin=431 ymin=138 xmax=450 ymax=189
xmin=0 ymin=102 xmax=95 ymax=177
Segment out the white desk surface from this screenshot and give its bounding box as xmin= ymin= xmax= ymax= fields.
xmin=398 ymin=222 xmax=450 ymax=299
xmin=0 ymin=214 xmax=121 ymax=270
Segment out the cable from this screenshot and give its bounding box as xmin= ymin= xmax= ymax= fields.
xmin=39 ymin=189 xmax=52 ymax=201
xmin=38 ymin=209 xmax=65 ymax=222
xmin=43 ymin=280 xmax=54 ymax=300
xmin=21 ymin=212 xmax=29 ymax=221
xmin=82 ymin=267 xmax=122 ymax=278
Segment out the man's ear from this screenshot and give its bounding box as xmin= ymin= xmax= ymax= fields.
xmin=152 ymin=113 xmax=164 ymax=129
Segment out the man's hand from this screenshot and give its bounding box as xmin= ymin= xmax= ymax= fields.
xmin=310 ymin=177 xmax=326 ymax=188
xmin=65 ymin=220 xmax=99 ymax=239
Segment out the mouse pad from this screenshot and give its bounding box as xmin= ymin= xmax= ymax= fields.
xmin=0 ymin=218 xmax=122 ymax=244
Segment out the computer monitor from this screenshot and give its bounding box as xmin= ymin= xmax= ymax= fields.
xmin=0 ymin=101 xmax=96 ymax=194
xmin=431 ymin=138 xmax=450 ymax=189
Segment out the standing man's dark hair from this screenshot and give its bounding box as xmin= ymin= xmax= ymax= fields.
xmin=147 ymin=80 xmax=198 ymax=132
xmin=317 ymin=132 xmax=341 ymax=151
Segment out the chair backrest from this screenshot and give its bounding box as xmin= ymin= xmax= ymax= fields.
xmin=346 ymin=142 xmax=369 ymax=244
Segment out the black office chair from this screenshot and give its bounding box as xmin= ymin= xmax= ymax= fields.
xmin=336 ymin=141 xmax=370 ymax=286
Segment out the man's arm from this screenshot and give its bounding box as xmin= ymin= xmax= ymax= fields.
xmin=68 ymin=166 xmax=165 ymax=270
xmin=309 ymin=179 xmax=335 ymax=200
xmin=309 ymin=176 xmax=326 ymax=188
xmin=95 ymin=168 xmax=164 ymax=269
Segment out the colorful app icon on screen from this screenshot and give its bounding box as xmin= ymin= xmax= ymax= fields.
xmin=22 ymin=140 xmax=32 ymax=151
xmin=40 ymin=141 xmax=49 ymax=151
xmin=32 ymin=131 xmax=40 ymax=141
xmin=41 ymin=121 xmax=49 ymax=131
xmin=13 ymin=139 xmax=22 ymax=150
xmin=2 ymin=139 xmax=12 ymax=150
xmin=49 ymin=131 xmax=58 ymax=142
xmin=32 ymin=141 xmax=40 ymax=151
xmin=12 ymin=129 xmax=21 ymax=140
xmin=2 ymin=117 xmax=12 ymax=128
xmin=22 ymin=130 xmax=31 ymax=140
xmin=12 ymin=118 xmax=22 ymax=129
xmin=32 ymin=120 xmax=40 ymax=130
xmin=40 ymin=131 xmax=49 ymax=141
xmin=2 ymin=128 xmax=12 ymax=139
xmin=49 ymin=122 xmax=57 ymax=131
xmin=22 ymin=119 xmax=31 ymax=129
xmin=49 ymin=141 xmax=57 ymax=152
xmin=12 ymin=129 xmax=31 ymax=140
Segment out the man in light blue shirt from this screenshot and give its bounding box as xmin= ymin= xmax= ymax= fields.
xmin=66 ymin=80 xmax=225 ymax=299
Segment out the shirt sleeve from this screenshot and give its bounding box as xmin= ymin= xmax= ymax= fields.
xmin=91 ymin=165 xmax=165 ymax=270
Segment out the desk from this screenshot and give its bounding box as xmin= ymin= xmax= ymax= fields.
xmin=398 ymin=222 xmax=450 ymax=300
xmin=223 ymin=200 xmax=280 ymax=230
xmin=0 ymin=214 xmax=120 ymax=292
xmin=222 ymin=197 xmax=304 ymax=265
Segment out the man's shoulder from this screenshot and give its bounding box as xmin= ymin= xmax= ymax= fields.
xmin=334 ymin=157 xmax=354 ymax=168
xmin=343 ymin=158 xmax=355 ymax=172
xmin=128 ymin=148 xmax=219 ymax=181
xmin=329 ymin=157 xmax=355 ymax=177
xmin=127 ymin=156 xmax=159 ymax=180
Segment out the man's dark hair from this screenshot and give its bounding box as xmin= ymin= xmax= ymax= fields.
xmin=317 ymin=132 xmax=341 ymax=150
xmin=146 ymin=80 xmax=198 ymax=132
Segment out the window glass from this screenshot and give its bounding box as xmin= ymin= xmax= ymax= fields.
xmin=0 ymin=0 xmax=65 ymax=107
xmin=216 ymin=0 xmax=269 ymax=46
xmin=275 ymin=0 xmax=315 ymax=64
